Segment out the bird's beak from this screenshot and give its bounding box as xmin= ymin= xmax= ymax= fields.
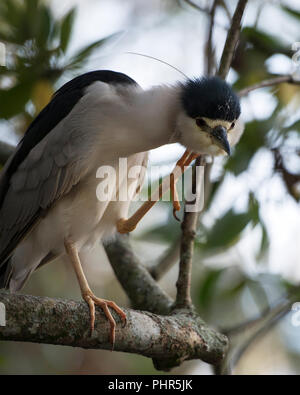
xmin=211 ymin=125 xmax=230 ymax=155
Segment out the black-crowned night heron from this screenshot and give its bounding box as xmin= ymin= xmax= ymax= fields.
xmin=0 ymin=70 xmax=243 ymax=345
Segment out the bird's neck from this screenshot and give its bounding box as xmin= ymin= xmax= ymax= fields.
xmin=128 ymin=85 xmax=181 ymax=152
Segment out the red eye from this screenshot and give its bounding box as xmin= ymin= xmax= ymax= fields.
xmin=230 ymin=122 xmax=235 ymax=129
xmin=196 ymin=118 xmax=206 ymax=128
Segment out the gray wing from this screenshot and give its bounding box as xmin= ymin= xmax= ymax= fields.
xmin=0 ymin=117 xmax=93 ymax=265
xmin=0 ymin=69 xmax=139 ymax=285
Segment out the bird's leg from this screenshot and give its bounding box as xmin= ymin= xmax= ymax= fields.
xmin=64 ymin=239 xmax=126 ymax=348
xmin=117 ymin=149 xmax=199 ymax=233
xmin=170 ymin=150 xmax=199 ymax=220
xmin=170 ymin=149 xmax=190 ymax=221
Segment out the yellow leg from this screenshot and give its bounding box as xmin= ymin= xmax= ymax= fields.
xmin=117 ymin=150 xmax=199 ymax=233
xmin=170 ymin=150 xmax=199 ymax=220
xmin=64 ymin=239 xmax=126 ymax=348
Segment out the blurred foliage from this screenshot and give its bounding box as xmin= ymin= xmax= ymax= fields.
xmin=0 ymin=0 xmax=300 ymax=375
xmin=199 ymin=3 xmax=300 ymax=263
xmin=137 ymin=4 xmax=300 ymax=373
xmin=143 ymin=2 xmax=300 ymax=276
xmin=0 ymin=0 xmax=116 ymax=132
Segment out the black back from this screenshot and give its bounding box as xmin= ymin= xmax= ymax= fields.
xmin=0 ymin=70 xmax=137 ymax=209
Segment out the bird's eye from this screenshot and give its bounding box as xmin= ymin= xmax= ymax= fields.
xmin=196 ymin=118 xmax=207 ymax=128
xmin=230 ymin=122 xmax=235 ymax=129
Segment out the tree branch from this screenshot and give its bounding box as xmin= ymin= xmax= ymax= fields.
xmin=238 ymin=74 xmax=300 ymax=97
xmin=217 ymin=0 xmax=248 ymax=79
xmin=219 ymin=297 xmax=295 ymax=375
xmin=215 ymin=286 xmax=300 ymax=374
xmin=0 ymin=292 xmax=228 ymax=370
xmin=149 ymin=158 xmax=213 ymax=282
xmin=181 ymin=0 xmax=208 ymax=14
xmin=175 ymin=156 xmax=205 ymax=309
xmin=0 ymin=143 xmax=227 ymax=370
xmin=104 ymin=234 xmax=173 ymax=315
xmin=205 ymin=0 xmax=218 ymax=76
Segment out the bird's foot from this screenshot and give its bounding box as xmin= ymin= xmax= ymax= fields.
xmin=83 ymin=292 xmax=127 ymax=349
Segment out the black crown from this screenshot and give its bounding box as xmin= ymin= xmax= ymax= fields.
xmin=181 ymin=77 xmax=240 ymax=122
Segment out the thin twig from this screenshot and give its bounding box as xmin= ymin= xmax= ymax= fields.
xmin=149 ymin=239 xmax=180 ymax=281
xmin=219 ymin=0 xmax=231 ymax=21
xmin=181 ymin=0 xmax=209 ymax=14
xmin=217 ymin=287 xmax=300 ymax=374
xmin=175 ymin=156 xmax=205 ymax=308
xmin=174 ymin=0 xmax=249 ymax=306
xmin=238 ymin=75 xmax=300 ymax=97
xmin=205 ymin=0 xmax=219 ymax=75
xmin=217 ymin=0 xmax=248 ymax=79
xmin=180 ymin=0 xmax=228 ymax=30
xmin=223 ymin=299 xmax=295 ymax=375
xmin=150 ymin=157 xmax=213 ymax=281
xmin=222 ymin=295 xmax=289 ymax=336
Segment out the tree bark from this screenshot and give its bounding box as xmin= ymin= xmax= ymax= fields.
xmin=0 ymin=292 xmax=228 ymax=370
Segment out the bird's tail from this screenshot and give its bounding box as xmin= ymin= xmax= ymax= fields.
xmin=0 ymin=251 xmax=57 ymax=291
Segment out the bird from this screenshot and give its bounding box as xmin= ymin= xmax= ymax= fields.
xmin=0 ymin=70 xmax=243 ymax=346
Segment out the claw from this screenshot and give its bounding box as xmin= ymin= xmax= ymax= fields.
xmin=83 ymin=293 xmax=126 ymax=349
xmin=114 ymin=150 xmax=199 ymax=234
xmin=170 ymin=172 xmax=181 ymax=222
xmin=173 ymin=207 xmax=181 ymax=222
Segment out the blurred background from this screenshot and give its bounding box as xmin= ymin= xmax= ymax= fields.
xmin=0 ymin=0 xmax=300 ymax=374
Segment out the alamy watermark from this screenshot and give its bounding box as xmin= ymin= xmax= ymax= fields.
xmin=0 ymin=302 xmax=5 ymax=326
xmin=291 ymin=302 xmax=300 ymax=327
xmin=0 ymin=42 xmax=6 ymax=67
xmin=95 ymin=159 xmax=205 ymax=213
xmin=292 ymin=42 xmax=300 ymax=66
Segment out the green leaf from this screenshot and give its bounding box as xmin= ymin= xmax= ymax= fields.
xmin=60 ymin=8 xmax=76 ymax=53
xmin=198 ymin=269 xmax=223 ymax=309
xmin=199 ymin=209 xmax=252 ymax=251
xmin=66 ymin=32 xmax=120 ymax=69
xmin=256 ymin=222 xmax=269 ymax=261
xmin=248 ymin=192 xmax=259 ymax=225
xmin=36 ymin=5 xmax=52 ymax=47
xmin=0 ymin=82 xmax=33 ymax=119
xmin=241 ymin=27 xmax=291 ymax=57
xmin=226 ymin=119 xmax=270 ymax=175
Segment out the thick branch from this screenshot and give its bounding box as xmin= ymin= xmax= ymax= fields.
xmin=217 ymin=0 xmax=248 ymax=79
xmin=238 ymin=75 xmax=300 ymax=97
xmin=0 ymin=292 xmax=228 ymax=370
xmin=104 ymin=234 xmax=173 ymax=315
